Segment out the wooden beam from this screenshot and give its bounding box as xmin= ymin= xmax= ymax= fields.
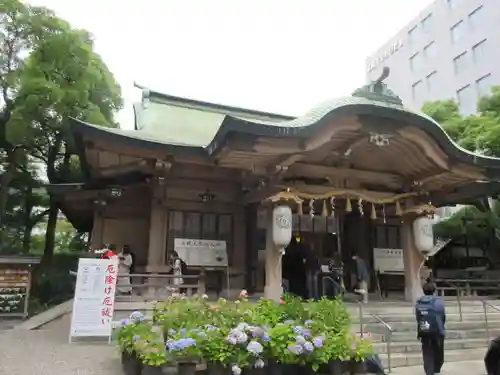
xmin=287 ymin=163 xmax=403 ymax=187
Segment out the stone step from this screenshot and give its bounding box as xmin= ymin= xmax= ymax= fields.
xmin=364 ymin=319 xmax=500 ymax=333
xmin=373 ymin=337 xmax=490 ymax=354
xmin=379 ymin=347 xmax=487 ymax=368
xmin=386 ymin=327 xmax=498 ymax=342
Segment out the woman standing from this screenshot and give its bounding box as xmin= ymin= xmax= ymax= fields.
xmin=117 ymin=245 xmax=133 ymax=295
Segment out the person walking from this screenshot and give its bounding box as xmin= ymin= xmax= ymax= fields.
xmin=415 ymin=281 xmax=446 ymax=375
xmin=352 ymin=253 xmax=370 ymax=303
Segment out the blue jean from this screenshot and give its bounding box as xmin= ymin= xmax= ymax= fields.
xmin=306 ymin=271 xmax=318 ymax=301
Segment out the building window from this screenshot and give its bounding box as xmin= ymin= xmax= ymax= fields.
xmin=166 ymin=211 xmax=233 ymax=261
xmin=451 ymin=20 xmax=465 ymax=43
xmin=412 ymin=80 xmax=425 ymax=101
xmin=421 ymin=14 xmax=433 ymax=34
xmin=426 ymin=71 xmax=438 ymax=91
xmin=453 ymin=52 xmax=468 ymax=75
xmin=409 ymin=52 xmax=421 ymax=71
xmin=476 ymin=74 xmax=493 ymax=98
xmin=373 ymin=225 xmax=401 ymax=249
xmin=472 ymin=39 xmax=487 ymax=64
xmin=447 ymin=0 xmax=459 ymax=9
xmin=457 ymin=85 xmax=476 ymax=116
xmin=408 ymin=25 xmax=418 ymax=44
xmin=468 ymin=6 xmax=483 ymax=30
xmin=423 ymin=42 xmax=436 ymax=59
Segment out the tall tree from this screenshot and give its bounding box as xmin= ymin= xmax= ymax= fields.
xmin=1 ymin=0 xmax=122 ymax=259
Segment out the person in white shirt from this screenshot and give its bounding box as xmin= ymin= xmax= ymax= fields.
xmin=117 ymin=245 xmax=133 ymax=295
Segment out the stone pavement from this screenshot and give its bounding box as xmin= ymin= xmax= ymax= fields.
xmin=390 ymin=360 xmax=486 ymax=375
xmin=0 ymin=314 xmax=121 ymax=375
xmin=0 ymin=313 xmax=488 ymax=375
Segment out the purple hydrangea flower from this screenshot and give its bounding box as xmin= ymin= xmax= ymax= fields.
xmin=304 ymin=320 xmax=313 ymax=327
xmin=227 ymin=336 xmax=237 ymax=345
xmin=120 ymin=319 xmax=130 ymax=327
xmin=293 ymin=326 xmax=303 ymax=334
xmin=262 ymin=333 xmax=270 ymax=342
xmin=312 ymin=336 xmax=324 ymax=348
xmin=302 ymin=329 xmax=312 ymax=338
xmin=180 ymin=328 xmax=187 ymax=336
xmin=133 ymin=335 xmax=140 ymax=341
xmin=303 ymin=341 xmax=314 ymax=353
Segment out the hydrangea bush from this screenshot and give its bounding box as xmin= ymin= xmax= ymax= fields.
xmin=117 ymin=291 xmax=373 ymax=373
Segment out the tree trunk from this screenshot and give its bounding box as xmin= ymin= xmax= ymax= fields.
xmin=22 ymin=223 xmax=34 ymax=254
xmin=42 ymin=196 xmax=59 ymax=264
xmin=0 ymin=149 xmax=18 ymax=225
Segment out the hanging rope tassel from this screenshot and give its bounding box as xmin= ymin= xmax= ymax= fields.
xmin=370 ymin=203 xmax=377 ymax=220
xmin=358 ymin=198 xmax=364 ymax=216
xmin=322 ymin=200 xmax=328 ymax=217
xmin=309 ymin=199 xmax=315 ymax=217
xmin=346 ymin=197 xmax=352 ymax=212
xmin=395 ymin=200 xmax=402 ymax=216
xmin=330 ymin=196 xmax=335 ymax=217
xmin=382 ymin=204 xmax=386 ymax=223
xmin=298 ymin=201 xmax=303 ymax=215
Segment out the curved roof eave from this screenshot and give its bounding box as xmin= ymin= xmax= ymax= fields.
xmin=206 ymin=96 xmax=500 ymax=176
xmin=70 ymin=118 xmax=207 ymax=158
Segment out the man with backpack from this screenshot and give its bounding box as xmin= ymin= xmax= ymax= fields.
xmin=415 ymin=281 xmax=446 ymax=375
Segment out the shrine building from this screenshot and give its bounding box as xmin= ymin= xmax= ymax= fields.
xmin=49 ymin=70 xmax=500 ymax=302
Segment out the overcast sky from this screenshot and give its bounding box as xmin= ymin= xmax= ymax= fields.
xmin=29 ymin=0 xmax=434 ymax=129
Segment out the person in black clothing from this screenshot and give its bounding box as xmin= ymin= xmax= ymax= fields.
xmin=415 ymin=281 xmax=446 ymax=375
xmin=283 ymin=236 xmax=307 ymax=298
xmin=303 ymin=243 xmax=320 ymax=301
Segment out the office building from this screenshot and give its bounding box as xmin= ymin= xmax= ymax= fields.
xmin=366 ymin=0 xmax=500 ymax=116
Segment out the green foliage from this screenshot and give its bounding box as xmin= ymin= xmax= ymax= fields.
xmin=30 ymin=219 xmax=88 ymax=255
xmin=422 ymin=87 xmax=500 ymax=242
xmin=122 ymin=294 xmax=373 ymax=370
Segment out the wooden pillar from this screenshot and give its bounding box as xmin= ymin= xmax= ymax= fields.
xmin=244 ymin=203 xmax=258 ymax=293
xmin=401 ymin=215 xmax=424 ymax=302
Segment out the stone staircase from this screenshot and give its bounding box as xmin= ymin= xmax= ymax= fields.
xmin=349 ymin=299 xmax=499 ymax=369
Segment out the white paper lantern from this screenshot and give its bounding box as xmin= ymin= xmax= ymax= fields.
xmin=413 ymin=216 xmax=434 ymax=254
xmin=272 ymin=205 xmax=292 ymax=247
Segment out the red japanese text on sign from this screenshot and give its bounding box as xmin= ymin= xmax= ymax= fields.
xmin=106 ymin=264 xmax=117 ymax=274
xmin=104 ymin=275 xmax=116 ymax=285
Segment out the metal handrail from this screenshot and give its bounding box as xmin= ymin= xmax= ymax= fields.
xmin=371 ymin=313 xmax=393 ymax=373
xmin=482 ymin=299 xmax=500 ymax=341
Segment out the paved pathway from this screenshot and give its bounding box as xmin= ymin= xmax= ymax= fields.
xmin=390 ymin=360 xmax=486 ymax=374
xmin=0 ymin=314 xmax=488 ymax=375
xmin=0 ymin=314 xmax=121 ymax=375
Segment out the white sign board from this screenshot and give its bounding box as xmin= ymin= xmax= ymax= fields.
xmin=174 ymin=239 xmax=228 ymax=267
xmin=69 ymin=258 xmax=118 ymax=341
xmin=373 ymin=248 xmax=404 ymax=274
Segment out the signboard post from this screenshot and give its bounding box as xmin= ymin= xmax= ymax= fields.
xmin=69 ymin=258 xmax=118 ymax=344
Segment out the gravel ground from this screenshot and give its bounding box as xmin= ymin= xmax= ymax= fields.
xmin=0 ymin=314 xmax=121 ymax=375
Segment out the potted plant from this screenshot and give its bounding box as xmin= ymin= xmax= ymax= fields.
xmin=165 ymin=328 xmax=205 ymax=375
xmin=116 ymin=311 xmax=148 ymax=375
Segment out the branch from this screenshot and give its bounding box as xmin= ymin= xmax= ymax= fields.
xmin=30 ymin=209 xmax=50 ymax=226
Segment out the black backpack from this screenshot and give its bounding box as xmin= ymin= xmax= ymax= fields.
xmin=416 ymin=301 xmax=439 ymax=337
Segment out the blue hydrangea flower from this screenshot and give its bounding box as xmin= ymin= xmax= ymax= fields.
xmin=129 ymin=311 xmax=145 ymax=322
xmin=295 ymin=335 xmax=306 ymax=345
xmin=228 ymin=328 xmax=248 ymax=344
xmin=236 ymin=323 xmax=249 ymax=331
xmin=133 ymin=335 xmax=140 ymax=341
xmin=254 ymin=359 xmax=265 ymax=368
xmin=304 ymin=319 xmax=313 ymax=327
xmin=246 ymin=341 xmax=263 ymax=355
xmin=284 ymin=320 xmax=294 ymax=325
xmin=288 ymin=344 xmax=304 ymax=355
xmin=180 ymin=328 xmax=187 ymax=336
xmin=205 ymin=324 xmax=217 ymax=331
xmin=166 ymin=337 xmax=197 ymax=352
xmin=262 ymin=333 xmax=270 ymax=343
xmin=293 ymin=326 xmax=303 ymax=334
xmin=168 ymin=329 xmax=177 ymax=335
xmin=232 ymin=365 xmax=242 ymax=375
xmin=227 ymin=336 xmax=237 ymax=345
xmin=312 ymin=336 xmax=324 ymax=348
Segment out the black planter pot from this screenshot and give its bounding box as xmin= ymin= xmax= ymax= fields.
xmin=266 ymin=362 xmax=284 ymax=375
xmin=348 ymin=361 xmax=367 ymax=375
xmin=317 ymin=361 xmax=342 ymax=375
xmin=206 ymin=364 xmax=231 ymax=375
xmin=141 ymin=365 xmax=163 ymax=375
xmin=178 ymin=362 xmax=197 ymax=375
xmin=243 ymin=368 xmax=266 ymax=375
xmin=121 ymin=351 xmax=142 ymax=375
